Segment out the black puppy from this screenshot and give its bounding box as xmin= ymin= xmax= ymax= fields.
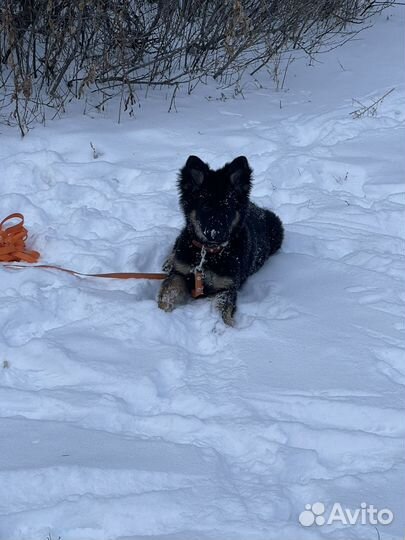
xmin=158 ymin=155 xmax=283 ymax=325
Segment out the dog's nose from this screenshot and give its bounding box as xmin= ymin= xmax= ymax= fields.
xmin=204 ymin=227 xmax=227 ymax=245
xmin=204 ymin=228 xmax=220 ymax=242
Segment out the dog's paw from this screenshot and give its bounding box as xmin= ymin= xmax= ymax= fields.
xmin=157 ymin=285 xmax=177 ymax=312
xmin=221 ymin=307 xmax=235 ymax=326
xmin=215 ymin=289 xmax=237 ymax=326
xmin=157 ymin=274 xmax=188 ymax=313
xmin=158 ymin=299 xmax=175 ymax=312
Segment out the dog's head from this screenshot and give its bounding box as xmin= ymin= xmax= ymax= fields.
xmin=178 ymin=155 xmax=252 ymax=247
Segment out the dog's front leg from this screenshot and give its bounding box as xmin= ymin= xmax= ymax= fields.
xmin=158 ymin=273 xmax=189 ymax=312
xmin=215 ymin=287 xmax=237 ymax=326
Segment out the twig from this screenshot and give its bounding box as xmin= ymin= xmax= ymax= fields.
xmin=90 ymin=141 xmax=100 ymax=159
xmin=350 ymin=87 xmax=395 ymax=118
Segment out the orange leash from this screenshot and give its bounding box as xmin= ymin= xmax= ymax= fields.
xmin=0 ymin=213 xmax=40 ymax=263
xmin=0 ymin=213 xmax=166 ymax=281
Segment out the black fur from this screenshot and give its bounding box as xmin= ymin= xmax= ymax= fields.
xmin=158 ymin=155 xmax=284 ymax=325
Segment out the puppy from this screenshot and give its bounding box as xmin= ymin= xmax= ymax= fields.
xmin=158 ymin=155 xmax=283 ymax=325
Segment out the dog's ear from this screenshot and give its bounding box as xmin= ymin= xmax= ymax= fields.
xmin=183 ymin=155 xmax=207 ymax=186
xmin=228 ymin=156 xmax=252 ymax=193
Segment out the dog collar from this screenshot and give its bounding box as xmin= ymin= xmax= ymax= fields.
xmin=191 ymin=239 xmax=225 ymax=254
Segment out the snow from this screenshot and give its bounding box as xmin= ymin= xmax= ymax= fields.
xmin=0 ymin=7 xmax=404 ymax=540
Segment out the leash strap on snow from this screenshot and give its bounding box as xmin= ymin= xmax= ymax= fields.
xmin=4 ymin=263 xmax=167 ymax=280
xmin=0 ymin=213 xmax=166 ymax=281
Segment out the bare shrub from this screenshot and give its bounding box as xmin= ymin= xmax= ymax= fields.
xmin=0 ymin=0 xmax=394 ymax=135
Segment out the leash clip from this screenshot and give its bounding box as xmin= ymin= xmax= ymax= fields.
xmin=195 ymin=245 xmax=207 ymax=273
